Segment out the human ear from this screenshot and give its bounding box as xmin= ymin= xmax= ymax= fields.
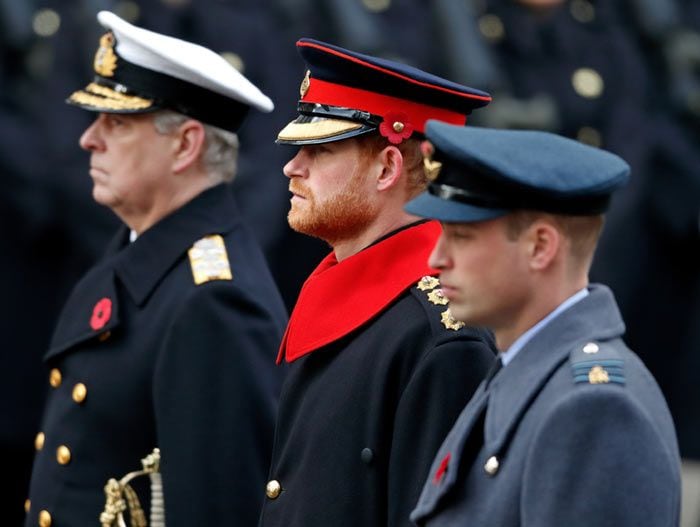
xmin=375 ymin=145 xmax=404 ymax=191
xmin=526 ymin=220 xmax=561 ymax=271
xmin=172 ymin=120 xmax=206 ymax=174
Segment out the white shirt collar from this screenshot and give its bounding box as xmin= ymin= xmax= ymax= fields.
xmin=500 ymin=288 xmax=589 ymax=366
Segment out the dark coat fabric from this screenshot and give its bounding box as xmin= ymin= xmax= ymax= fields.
xmin=412 ymin=284 xmax=681 ymax=527
xmin=259 ymin=222 xmax=496 ymax=527
xmin=25 ymin=184 xmax=287 ymax=527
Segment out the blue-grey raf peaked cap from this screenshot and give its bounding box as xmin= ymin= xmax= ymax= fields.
xmin=405 ymin=121 xmax=631 ymax=222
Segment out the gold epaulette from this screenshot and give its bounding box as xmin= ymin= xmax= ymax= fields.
xmin=415 ymin=275 xmax=465 ymax=331
xmin=188 ymin=234 xmax=233 ymax=285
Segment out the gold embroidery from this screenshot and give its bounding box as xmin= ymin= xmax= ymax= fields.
xmin=417 ymin=275 xmax=440 ymax=291
xmin=94 ymin=33 xmax=118 ymax=77
xmin=427 ymin=289 xmax=449 ymax=306
xmin=300 ymin=70 xmax=311 ymax=98
xmin=68 ymin=83 xmax=154 ymax=111
xmin=188 ymin=235 xmax=233 ymax=285
xmin=441 ymin=309 xmax=465 ymax=331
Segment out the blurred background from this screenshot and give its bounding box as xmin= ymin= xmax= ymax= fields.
xmin=2 ymin=0 xmax=698 ymax=525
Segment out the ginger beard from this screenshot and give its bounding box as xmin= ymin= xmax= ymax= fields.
xmin=287 ymin=162 xmax=380 ymax=246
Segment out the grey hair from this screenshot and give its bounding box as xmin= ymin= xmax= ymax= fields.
xmin=152 ymin=110 xmax=240 ymax=183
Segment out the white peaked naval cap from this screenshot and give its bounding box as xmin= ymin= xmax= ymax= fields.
xmin=67 ymin=11 xmax=274 ymax=132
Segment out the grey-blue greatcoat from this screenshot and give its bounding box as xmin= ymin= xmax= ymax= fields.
xmin=411 ymin=284 xmax=680 ymax=527
xmin=25 ymin=184 xmax=287 ymax=527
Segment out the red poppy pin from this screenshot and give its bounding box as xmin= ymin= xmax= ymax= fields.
xmin=379 ymin=111 xmax=414 ymax=144
xmin=433 ymin=452 xmax=451 ymax=484
xmin=90 ymin=297 xmax=112 ymax=331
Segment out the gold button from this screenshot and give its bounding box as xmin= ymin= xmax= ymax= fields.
xmin=570 ymin=0 xmax=595 ymax=23
xmin=221 ymin=51 xmax=245 ymax=73
xmin=479 ymin=14 xmax=505 ymax=42
xmin=572 ymin=68 xmax=604 ymax=99
xmin=392 ymin=121 xmax=404 ymax=133
xmin=362 ymin=0 xmax=391 ymax=13
xmin=72 ymin=383 xmax=88 ymax=404
xmin=56 ymin=445 xmax=71 ymax=465
xmin=38 ymin=509 xmax=52 ymax=527
xmin=49 ymin=369 xmax=62 ymax=388
xmin=484 ymin=455 xmax=500 ymax=475
xmin=266 ymin=479 xmax=282 ymax=499
xmin=583 ymin=342 xmax=599 ymax=354
xmin=24 ymin=498 xmax=30 ymax=513
xmin=98 ymin=330 xmax=111 ymax=342
xmin=35 ymin=432 xmax=45 ymax=451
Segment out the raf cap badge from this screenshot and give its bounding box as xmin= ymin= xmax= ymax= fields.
xmin=94 ymin=32 xmax=118 ymax=77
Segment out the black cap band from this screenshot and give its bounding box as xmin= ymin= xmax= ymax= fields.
xmin=98 ymin=58 xmax=250 ymax=132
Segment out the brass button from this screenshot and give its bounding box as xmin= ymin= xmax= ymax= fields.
xmin=572 ymin=68 xmax=604 ymax=99
xmin=479 ymin=14 xmax=505 ymax=42
xmin=72 ymin=383 xmax=88 ymax=404
xmin=266 ymin=479 xmax=282 ymax=499
xmin=98 ymin=330 xmax=111 ymax=342
xmin=38 ymin=509 xmax=52 ymax=527
xmin=35 ymin=432 xmax=45 ymax=451
xmin=583 ymin=342 xmax=599 ymax=354
xmin=221 ymin=51 xmax=244 ymax=73
xmin=570 ymin=0 xmax=595 ymax=23
xmin=56 ymin=445 xmax=71 ymax=465
xmin=24 ymin=498 xmax=30 ymax=513
xmin=362 ymin=0 xmax=391 ymax=13
xmin=49 ymin=369 xmax=62 ymax=388
xmin=484 ymin=455 xmax=500 ymax=475
xmin=392 ymin=122 xmax=404 ymax=133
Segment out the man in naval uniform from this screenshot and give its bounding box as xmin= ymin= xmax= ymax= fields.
xmin=407 ymin=122 xmax=681 ymax=526
xmin=24 ymin=11 xmax=287 ymax=527
xmin=258 ymin=39 xmax=497 ymax=527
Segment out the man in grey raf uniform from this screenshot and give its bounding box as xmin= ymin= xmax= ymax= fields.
xmin=24 ymin=11 xmax=287 ymax=527
xmin=406 ymin=122 xmax=681 ymax=527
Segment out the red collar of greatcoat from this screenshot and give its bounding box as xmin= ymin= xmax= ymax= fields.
xmin=277 ymin=221 xmax=441 ymax=363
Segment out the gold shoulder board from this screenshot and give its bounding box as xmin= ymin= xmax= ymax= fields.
xmin=188 ymin=235 xmax=233 ymax=285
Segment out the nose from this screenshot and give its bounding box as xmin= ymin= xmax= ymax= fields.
xmin=283 ymin=148 xmax=308 ymax=180
xmin=79 ymin=115 xmax=105 ymax=152
xmin=428 ymin=232 xmax=450 ymax=270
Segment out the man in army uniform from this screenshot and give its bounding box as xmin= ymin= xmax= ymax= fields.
xmin=24 ymin=11 xmax=287 ymax=527
xmin=408 ymin=122 xmax=681 ymax=526
xmin=258 ymin=39 xmax=497 ymax=527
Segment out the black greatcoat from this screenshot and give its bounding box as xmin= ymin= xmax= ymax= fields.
xmin=258 ymin=221 xmax=496 ymax=527
xmin=25 ymin=184 xmax=287 ymax=527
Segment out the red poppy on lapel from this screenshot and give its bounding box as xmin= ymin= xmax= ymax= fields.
xmin=90 ymin=298 xmax=112 ymax=330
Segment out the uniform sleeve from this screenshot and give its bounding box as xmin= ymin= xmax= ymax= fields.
xmin=387 ymin=335 xmax=495 ymax=527
xmin=522 ymin=388 xmax=680 ymax=527
xmin=153 ymin=283 xmax=285 ymax=527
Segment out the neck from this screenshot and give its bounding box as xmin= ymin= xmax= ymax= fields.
xmin=332 ymin=211 xmax=420 ymax=262
xmin=495 ymin=275 xmax=588 ymax=351
xmin=122 ymin=175 xmax=216 ymax=235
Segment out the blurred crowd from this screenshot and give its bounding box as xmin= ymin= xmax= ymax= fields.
xmin=1 ymin=0 xmax=698 ymax=525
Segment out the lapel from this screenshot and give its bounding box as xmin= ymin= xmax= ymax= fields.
xmin=44 ymin=184 xmax=240 ymax=361
xmin=113 ymin=184 xmax=239 ymax=306
xmin=483 ymin=284 xmax=626 ymax=457
xmin=413 ymin=382 xmax=491 ymax=516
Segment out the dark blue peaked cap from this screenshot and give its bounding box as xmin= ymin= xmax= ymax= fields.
xmin=277 ymin=38 xmax=491 ymax=145
xmin=405 ymin=121 xmax=630 ymax=222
